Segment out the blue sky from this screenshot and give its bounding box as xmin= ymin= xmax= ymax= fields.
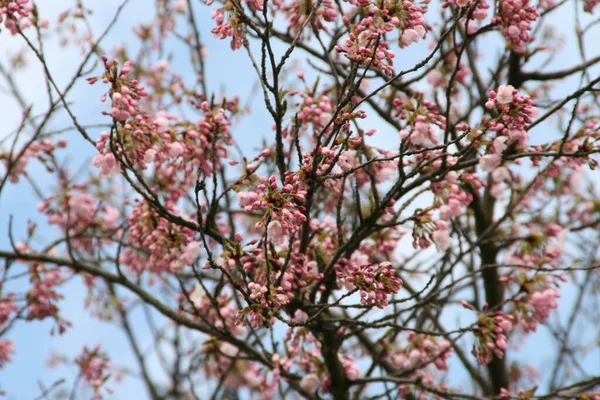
xmin=1 ymin=0 xmax=600 ymax=398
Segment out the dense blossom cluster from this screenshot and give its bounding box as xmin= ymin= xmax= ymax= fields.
xmin=3 ymin=0 xmax=600 ymax=398
xmin=36 ymin=185 xmax=120 ymax=253
xmin=0 ymin=0 xmax=33 ymax=34
xmin=492 ymin=0 xmax=540 ymax=54
xmin=584 ymin=0 xmax=600 ymax=12
xmin=335 ymin=15 xmax=397 ymax=76
xmin=347 ymin=261 xmax=403 ymax=308
xmin=395 ymin=94 xmax=446 ymax=148
xmin=0 ymin=293 xmax=16 ymax=368
xmin=478 ymin=85 xmax=539 ymax=172
xmin=74 ymin=345 xmax=112 ymax=398
xmin=1 ymin=138 xmax=67 ymax=183
xmin=90 ymin=57 xmax=234 ymax=198
xmin=471 ymin=307 xmax=515 ymax=365
xmin=210 ymin=1 xmax=245 ymax=50
xmin=390 ymin=332 xmax=452 ymax=371
xmin=238 ymin=173 xmax=307 ymax=244
xmin=120 ymin=201 xmax=200 ymax=274
xmin=276 ymin=0 xmax=337 ymax=37
xmin=509 ymin=274 xmax=562 ymax=332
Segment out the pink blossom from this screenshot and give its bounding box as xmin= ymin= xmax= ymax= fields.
xmin=432 ymin=230 xmax=450 ymax=252
xmin=439 ymin=198 xmax=462 ymax=220
xmin=480 ymin=154 xmax=502 ymax=172
xmin=496 ymin=85 xmax=515 ymax=104
xmin=179 ymin=241 xmax=202 ymax=267
xmin=92 ymin=153 xmax=120 ymax=177
xmin=300 ymin=373 xmax=321 ymax=392
xmin=219 ymin=342 xmax=239 ymax=357
xmin=0 ymin=339 xmax=14 ymax=368
xmin=168 ymin=142 xmax=185 ymax=158
xmin=400 ymin=28 xmax=422 ymax=47
xmin=0 ymin=294 xmax=17 ymax=326
xmin=189 ymin=283 xmax=206 ymax=308
xmin=339 ymin=354 xmax=361 ymax=380
xmin=103 ymin=206 xmax=120 ymax=229
xmin=529 ymin=288 xmax=560 ymax=324
xmin=154 ymin=116 xmax=170 ymax=133
xmin=144 ymin=148 xmax=157 ymax=164
xmin=267 ymin=220 xmax=287 ymax=245
xmin=427 ymin=70 xmax=445 ymax=87
xmin=493 ymin=137 xmax=508 ymax=153
xmin=292 ymin=310 xmax=309 ymax=323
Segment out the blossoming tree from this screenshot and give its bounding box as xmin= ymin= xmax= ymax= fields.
xmin=1 ymin=0 xmax=600 ymax=398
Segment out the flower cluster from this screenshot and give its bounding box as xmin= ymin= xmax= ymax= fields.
xmin=0 ymin=293 xmax=16 ymax=369
xmin=395 ymin=94 xmax=446 ymax=148
xmin=0 ymin=293 xmax=16 ymax=327
xmin=433 ymin=171 xmax=473 ymax=222
xmin=0 ymin=0 xmax=32 ymax=34
xmin=472 ymin=309 xmax=514 ymax=365
xmin=390 ymin=332 xmax=453 ymax=371
xmin=239 ymin=278 xmax=295 ymax=328
xmin=1 ymin=138 xmax=67 ymax=184
xmin=347 ymin=261 xmax=403 ymax=308
xmin=492 ymin=0 xmax=539 ymax=54
xmin=238 ymin=173 xmax=307 ymax=243
xmin=90 ymin=58 xmax=234 ymax=201
xmin=484 ymin=84 xmax=538 ymax=154
xmin=392 ymin=0 xmax=428 ymax=48
xmin=74 ymin=344 xmax=112 ymax=399
xmin=336 ymin=15 xmax=396 ymax=76
xmin=277 ymin=0 xmax=337 ymax=37
xmin=120 ymin=201 xmax=200 ymax=274
xmin=584 ymin=0 xmax=600 ymax=12
xmin=37 ymin=186 xmax=120 ymax=253
xmin=0 ymin=339 xmax=14 ymax=368
xmin=294 ymin=91 xmax=335 ymax=134
xmin=411 ymin=212 xmax=452 ymax=252
xmin=211 ymin=2 xmax=245 ymax=50
xmin=339 ymin=353 xmax=361 ymax=380
xmin=518 ymin=287 xmax=560 ymax=332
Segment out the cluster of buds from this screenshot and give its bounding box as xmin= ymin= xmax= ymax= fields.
xmin=483 ymin=85 xmax=538 ymax=161
xmin=278 ymin=0 xmax=337 ymax=37
xmin=1 ymin=138 xmax=67 ymax=183
xmin=520 ymin=287 xmax=560 ymax=332
xmin=88 ymin=58 xmax=148 ymax=122
xmin=238 ymin=173 xmax=308 ymax=244
xmin=336 ymin=15 xmax=396 ymax=76
xmin=584 ymin=0 xmax=600 ymax=12
xmin=390 ymin=332 xmax=453 ymax=371
xmin=211 ymin=2 xmax=245 ymax=50
xmin=294 ymin=91 xmax=335 ymax=133
xmin=0 ymin=293 xmax=16 ymax=369
xmin=412 ymin=212 xmax=452 ymax=252
xmin=492 ymin=0 xmax=540 ymax=54
xmin=120 ymin=201 xmax=199 ymax=274
xmin=468 ymin=304 xmax=514 ymax=365
xmin=0 ymin=0 xmax=32 ymax=34
xmin=394 ymin=94 xmax=446 ymax=148
xmin=433 ymin=171 xmax=473 ymax=221
xmin=37 ymin=186 xmax=120 ymax=253
xmin=74 ymin=344 xmax=112 ymax=399
xmin=347 ymin=261 xmax=403 ymax=308
xmin=23 ymin=262 xmax=71 ymax=335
